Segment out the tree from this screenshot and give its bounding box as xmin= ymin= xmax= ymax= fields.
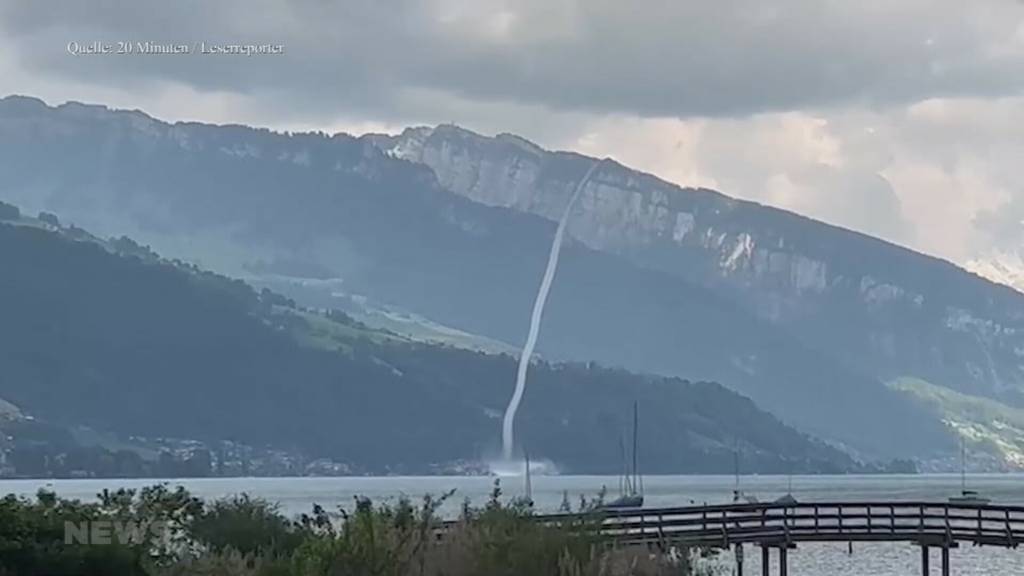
xmin=0 ymin=201 xmax=19 ymax=221
xmin=37 ymin=211 xmax=60 ymax=227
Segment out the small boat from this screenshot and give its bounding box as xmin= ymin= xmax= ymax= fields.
xmin=731 ymin=447 xmax=759 ymax=504
xmin=733 ymin=491 xmax=759 ymax=504
xmin=773 ymin=471 xmax=798 ymax=505
xmin=949 ymin=490 xmax=990 ymax=505
xmin=603 ymin=493 xmax=644 ymax=509
xmin=773 ymin=493 xmax=798 ymax=505
xmin=601 ymin=402 xmax=644 ymax=510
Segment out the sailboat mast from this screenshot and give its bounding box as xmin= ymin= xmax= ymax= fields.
xmin=632 ymin=401 xmax=639 ymax=495
xmin=619 ymin=434 xmax=629 ymax=495
xmin=961 ymin=437 xmax=966 ymax=494
xmin=734 ymin=449 xmax=740 ymax=492
xmin=525 ymin=450 xmax=533 ymax=502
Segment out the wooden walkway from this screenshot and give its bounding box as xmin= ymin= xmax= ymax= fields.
xmin=543 ymin=501 xmax=1024 ymax=575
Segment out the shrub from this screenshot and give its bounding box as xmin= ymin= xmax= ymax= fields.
xmin=0 ymin=484 xmax=714 ymax=576
xmin=189 ymin=495 xmax=304 ymax=558
xmin=0 ymin=490 xmax=149 ymax=576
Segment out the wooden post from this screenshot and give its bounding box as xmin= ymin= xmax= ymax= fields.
xmin=761 ymin=545 xmax=770 ymax=576
xmin=779 ymin=546 xmax=788 ymax=576
xmin=735 ymin=543 xmax=744 ymax=576
xmin=941 ymin=546 xmax=950 ymax=576
xmin=921 ymin=546 xmax=929 ymax=576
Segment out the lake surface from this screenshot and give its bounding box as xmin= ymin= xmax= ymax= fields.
xmin=3 ymin=473 xmax=1023 ymax=575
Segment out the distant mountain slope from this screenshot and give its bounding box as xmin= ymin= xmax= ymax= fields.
xmin=0 ymin=205 xmax=869 ymax=474
xmin=890 ymin=377 xmax=1024 ymax=472
xmin=0 ymin=96 xmax=950 ymax=459
xmin=375 ymin=125 xmax=1024 ymax=407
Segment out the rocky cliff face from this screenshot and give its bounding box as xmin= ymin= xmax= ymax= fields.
xmin=375 ymin=125 xmax=1024 ymax=406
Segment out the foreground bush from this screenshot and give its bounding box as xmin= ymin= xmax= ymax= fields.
xmin=0 ymin=490 xmax=150 ymax=576
xmin=0 ymin=483 xmax=713 ymax=576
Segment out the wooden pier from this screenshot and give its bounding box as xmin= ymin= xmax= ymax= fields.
xmin=543 ymin=501 xmax=1024 ymax=575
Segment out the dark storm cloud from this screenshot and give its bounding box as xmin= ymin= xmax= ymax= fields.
xmin=2 ymin=0 xmax=1022 ymax=123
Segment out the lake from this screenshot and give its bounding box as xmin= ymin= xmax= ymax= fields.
xmin=3 ymin=473 xmax=1023 ymax=574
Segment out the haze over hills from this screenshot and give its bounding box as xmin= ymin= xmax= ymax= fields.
xmin=0 ymin=202 xmax=871 ymax=476
xmin=3 ymin=95 xmax=1023 ymax=467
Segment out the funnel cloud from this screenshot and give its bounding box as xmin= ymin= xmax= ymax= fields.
xmin=501 ymin=159 xmax=606 ymax=461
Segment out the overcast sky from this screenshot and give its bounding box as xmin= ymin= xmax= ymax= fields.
xmin=1 ymin=0 xmax=1022 ymax=266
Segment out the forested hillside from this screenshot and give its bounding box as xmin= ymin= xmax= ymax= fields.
xmin=0 ymin=206 xmax=872 ymax=475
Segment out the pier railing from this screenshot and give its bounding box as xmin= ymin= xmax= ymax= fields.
xmin=564 ymin=501 xmax=1024 ymax=548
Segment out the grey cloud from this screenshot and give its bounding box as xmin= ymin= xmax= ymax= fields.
xmin=790 ymin=165 xmax=913 ymax=245
xmin=974 ymin=208 xmax=1024 ymax=248
xmin=1 ymin=0 xmax=1022 ymax=124
xmin=3 ymin=0 xmax=1023 ymax=274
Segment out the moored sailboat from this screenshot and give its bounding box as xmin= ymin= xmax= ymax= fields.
xmin=602 ymin=401 xmax=644 ymax=509
xmin=949 ymin=437 xmax=990 ymax=504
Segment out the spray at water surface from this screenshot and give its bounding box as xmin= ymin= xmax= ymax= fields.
xmin=501 ymin=158 xmax=607 ymax=462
